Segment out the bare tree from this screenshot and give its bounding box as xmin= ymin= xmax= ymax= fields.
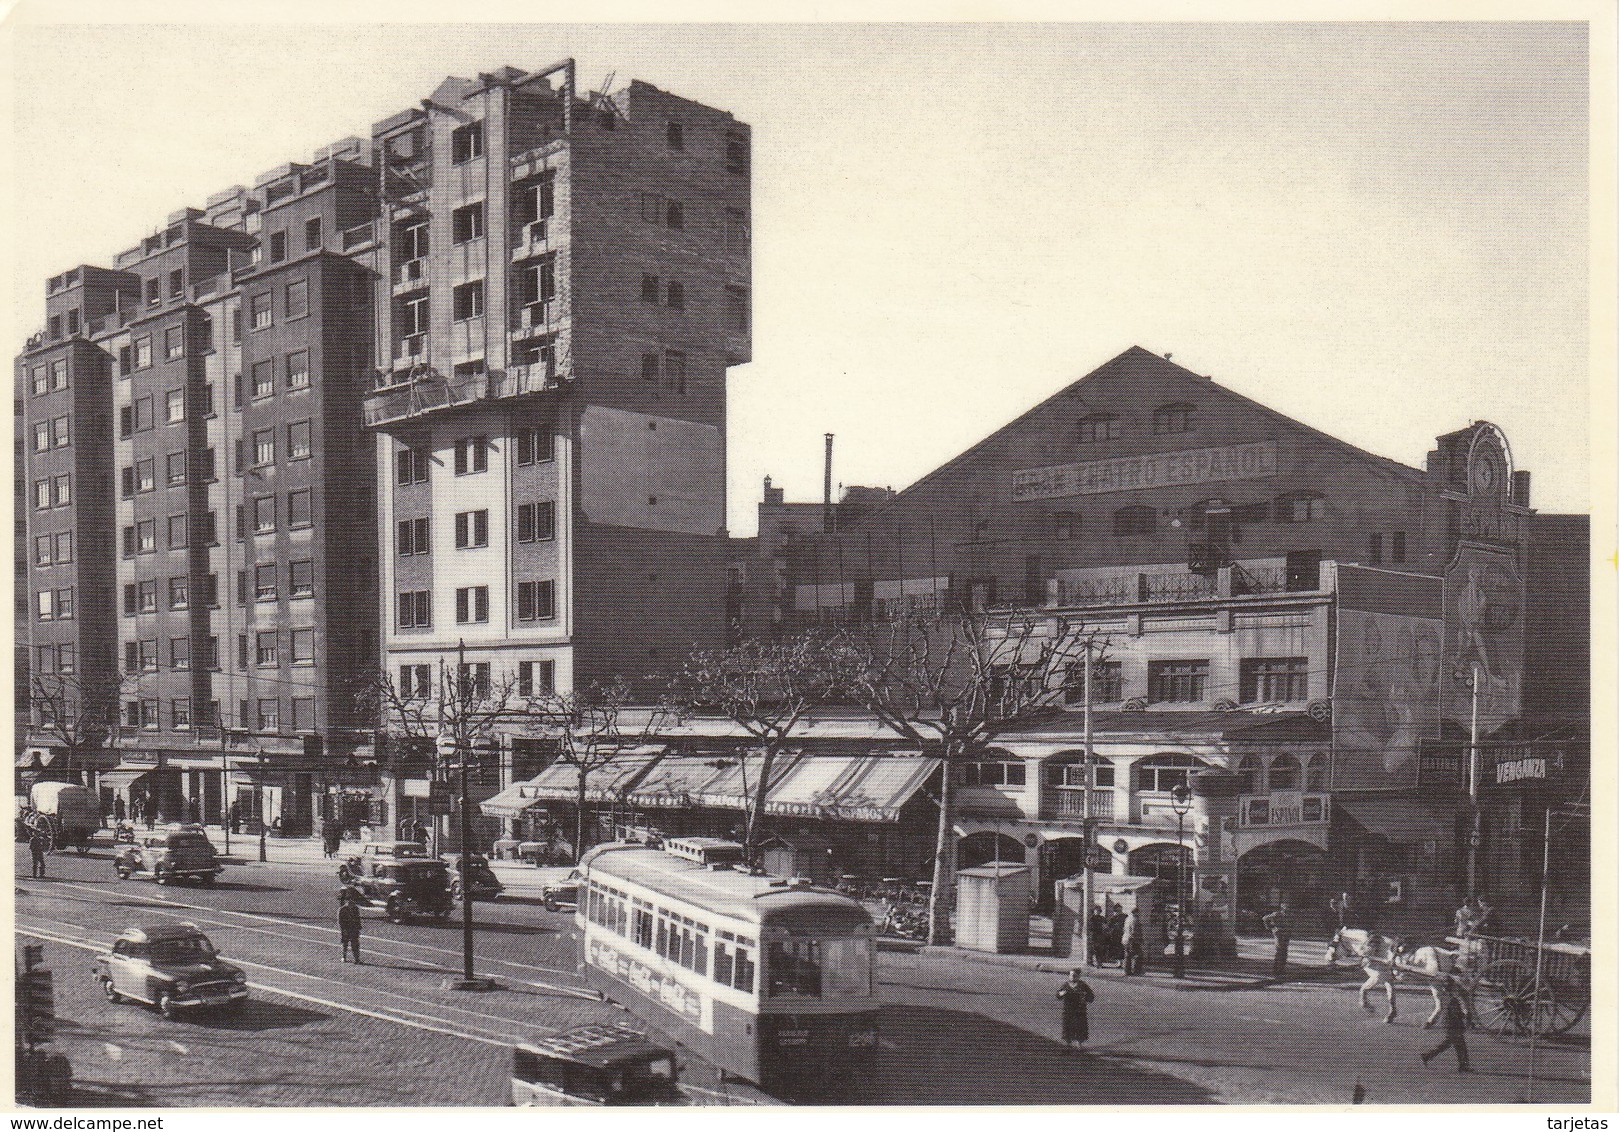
xmin=831 ymin=611 xmax=1107 ymax=945
xmin=671 ymin=633 xmax=845 ymax=858
xmin=514 ymin=678 xmax=680 ymax=864
xmin=26 ymin=671 xmax=130 ymax=781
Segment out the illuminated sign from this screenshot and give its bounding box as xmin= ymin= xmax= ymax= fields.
xmin=1012 ymin=440 xmax=1278 ymax=502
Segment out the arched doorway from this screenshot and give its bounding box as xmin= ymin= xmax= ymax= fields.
xmin=957 ymin=831 xmax=1025 ymax=870
xmin=1237 ymin=839 xmax=1328 ymax=935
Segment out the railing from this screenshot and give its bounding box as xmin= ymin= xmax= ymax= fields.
xmin=393 ymin=258 xmax=428 ymax=287
xmin=1041 ymin=787 xmax=1114 ymax=821
xmin=341 ymin=221 xmax=376 ymax=251
xmin=265 ymin=180 xmax=296 ymax=206
xmin=1233 ymin=564 xmax=1290 ymax=595
xmin=1056 ymin=575 xmax=1138 ymax=606
xmin=1142 ymin=571 xmax=1217 ymax=603
xmin=363 ymin=364 xmax=562 ymax=427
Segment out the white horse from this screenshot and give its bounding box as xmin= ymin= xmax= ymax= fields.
xmin=1325 ymin=928 xmax=1404 ymax=1022
xmin=1392 ymin=941 xmax=1466 ymax=1029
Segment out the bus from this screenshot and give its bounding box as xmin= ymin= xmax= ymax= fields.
xmin=575 ymin=841 xmax=879 ymax=1103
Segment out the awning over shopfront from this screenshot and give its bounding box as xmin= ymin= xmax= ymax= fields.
xmin=622 ymin=756 xmax=737 ymax=809
xmin=478 ymin=782 xmax=552 ymax=819
xmin=97 ymin=769 xmax=157 ymax=792
xmin=688 ymin=750 xmax=805 ymax=810
xmin=15 ymin=749 xmax=59 ymax=769
xmin=1335 ymin=795 xmax=1454 ymax=843
xmin=522 ymin=747 xmax=663 ymax=803
xmin=761 ymin=754 xmax=939 ymax=823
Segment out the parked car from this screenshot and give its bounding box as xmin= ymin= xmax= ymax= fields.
xmin=511 ymin=1024 xmax=684 ymax=1106
xmin=114 ymin=825 xmax=223 ymax=886
xmin=91 ymin=923 xmax=248 ymax=1019
xmin=336 ymin=840 xmax=430 ymax=883
xmin=445 ymin=853 xmax=505 ymax=902
xmin=542 ymin=869 xmax=582 ymax=913
xmin=340 ymin=856 xmax=455 ymax=924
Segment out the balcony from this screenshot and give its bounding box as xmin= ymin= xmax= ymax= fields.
xmin=392 ymin=258 xmax=428 ymax=293
xmin=1049 ymin=558 xmax=1326 ymax=611
xmin=1040 ymin=787 xmax=1114 ymax=823
xmin=511 ymin=219 xmax=551 ymax=260
xmin=511 ymin=299 xmax=555 ymax=333
xmin=363 ymin=363 xmax=565 ymax=428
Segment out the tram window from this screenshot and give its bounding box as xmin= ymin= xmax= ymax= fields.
xmin=734 ymin=945 xmax=755 ymax=993
xmin=823 ymin=938 xmax=873 ymax=996
xmin=693 ymin=932 xmax=708 ymax=976
xmin=714 ymin=940 xmax=735 ymax=986
xmin=656 ymin=918 xmax=670 ymax=958
xmin=766 ymin=940 xmax=823 ymax=998
xmin=633 ymin=906 xmax=653 ymax=949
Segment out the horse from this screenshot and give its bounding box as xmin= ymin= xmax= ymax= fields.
xmin=1391 ymin=941 xmax=1466 ymax=1029
xmin=1325 ymin=927 xmax=1404 ymax=1022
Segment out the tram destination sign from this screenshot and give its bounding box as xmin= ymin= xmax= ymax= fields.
xmin=1012 ymin=439 xmax=1279 ymax=502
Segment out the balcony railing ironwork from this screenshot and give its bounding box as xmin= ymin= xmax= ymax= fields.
xmin=364 ymin=363 xmax=563 ymax=427
xmin=1041 ymin=787 xmax=1115 ymax=822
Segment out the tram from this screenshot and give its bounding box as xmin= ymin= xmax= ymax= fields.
xmin=575 ymin=840 xmax=879 ymax=1103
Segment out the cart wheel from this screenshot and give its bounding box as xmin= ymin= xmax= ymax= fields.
xmin=1533 ymin=981 xmax=1587 ymax=1035
xmin=1473 ymin=960 xmax=1538 ymax=1036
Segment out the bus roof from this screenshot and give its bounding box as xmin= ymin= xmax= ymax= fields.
xmin=580 ymin=844 xmax=871 ymax=929
xmin=515 ymin=1024 xmax=674 ymax=1070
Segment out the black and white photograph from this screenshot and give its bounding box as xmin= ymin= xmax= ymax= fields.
xmin=7 ymin=7 xmax=1613 ymax=1114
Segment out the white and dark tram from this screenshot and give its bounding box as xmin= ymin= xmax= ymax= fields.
xmin=575 ymin=838 xmax=879 ymax=1103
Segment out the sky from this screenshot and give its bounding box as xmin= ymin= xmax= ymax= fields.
xmin=4 ymin=12 xmax=1605 ymax=536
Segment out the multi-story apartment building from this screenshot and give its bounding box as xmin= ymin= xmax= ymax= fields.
xmin=17 ymin=61 xmax=749 ymax=838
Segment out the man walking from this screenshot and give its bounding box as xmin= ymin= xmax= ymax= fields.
xmin=28 ymin=830 xmax=50 ymax=879
xmin=1420 ymin=976 xmax=1472 ymax=1071
xmin=1261 ymin=902 xmax=1293 ymax=980
xmin=1123 ymin=907 xmax=1145 ymax=975
xmin=1056 ymin=968 xmax=1096 ymax=1053
xmin=338 ymin=892 xmax=363 ymax=964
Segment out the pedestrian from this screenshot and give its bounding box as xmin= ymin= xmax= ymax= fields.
xmin=412 ymin=819 xmax=429 ymax=850
xmin=229 ymin=801 xmax=241 ymax=836
xmin=1330 ymin=891 xmax=1351 ymax=928
xmin=1107 ymin=908 xmax=1127 ymax=966
xmin=28 ymin=830 xmax=50 ymax=879
xmin=322 ymin=820 xmax=341 ymax=859
xmin=1419 ymin=976 xmax=1472 ymax=1072
xmin=1056 ymin=968 xmax=1096 ymax=1052
xmin=338 ymin=892 xmax=363 ymax=964
xmin=1087 ymin=910 xmax=1107 ymax=966
xmin=114 ymin=795 xmax=127 ymax=824
xmin=1123 ymin=907 xmax=1145 ymax=975
xmin=1261 ymin=902 xmax=1293 ymax=980
xmin=1453 ymin=896 xmax=1484 ymax=938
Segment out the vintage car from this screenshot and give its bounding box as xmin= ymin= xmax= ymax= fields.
xmin=91 ymin=923 xmax=248 ymax=1019
xmin=336 ymin=840 xmax=430 ymax=882
xmin=114 ymin=825 xmax=223 ymax=886
xmin=541 ymin=869 xmax=582 ymax=913
xmin=511 ymin=1024 xmax=684 ymax=1106
xmin=444 ymin=853 xmax=505 ymax=902
xmin=339 ymin=856 xmax=455 ymax=923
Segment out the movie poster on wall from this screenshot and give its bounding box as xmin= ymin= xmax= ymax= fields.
xmin=1441 ymin=545 xmax=1525 ymax=734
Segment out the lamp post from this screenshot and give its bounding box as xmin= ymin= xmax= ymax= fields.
xmin=1453 ymin=662 xmax=1482 ymax=897
xmin=437 ymin=729 xmax=496 ymax=992
xmin=256 ymin=745 xmax=268 ymax=864
xmin=1170 ymin=782 xmax=1193 ymax=979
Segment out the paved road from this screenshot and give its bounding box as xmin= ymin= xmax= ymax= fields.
xmin=14 ymin=845 xmax=1590 ymax=1106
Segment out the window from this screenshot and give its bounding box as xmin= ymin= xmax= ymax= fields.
xmin=250 ymin=292 xmax=272 ymax=329
xmin=665 ymin=281 xmax=684 ymax=310
xmin=1266 ymin=753 xmax=1302 ymax=792
xmin=1369 ymin=531 xmax=1406 ymax=564
xmin=172 ymin=699 xmax=192 ymax=730
xmin=640 ymin=353 xmax=660 ymax=383
xmin=285 ymin=279 xmax=309 ymax=319
xmin=256 ymin=631 xmax=279 ymax=667
xmin=30 ymin=366 xmax=48 ymax=395
xmin=290 ymin=629 xmax=315 ymax=666
xmin=130 ymin=519 xmax=154 ymax=554
xmin=269 ymin=231 xmax=287 ymax=263
xmin=452 ymin=280 xmax=485 ymax=321
xmin=169 ymin=576 xmax=189 ymax=610
xmin=451 ymin=121 xmax=484 ymax=164
xmin=34 ymin=480 xmax=50 ymax=511
xmin=960 ymin=760 xmax=1026 ymax=787
xmin=515 ymin=427 xmax=553 ymax=465
xmin=451 ymin=203 xmax=485 ymax=244
xmin=1136 ymin=753 xmax=1207 ymax=794
xmin=145 ymin=277 xmax=160 ymax=307
xmin=286 ymin=350 xmax=310 ymax=390
xmin=287 ymin=489 xmax=312 ymax=527
xmin=396 ymin=590 xmax=433 ymax=629
xmin=1277 ymin=491 xmax=1326 ymax=523
xmin=666 ymin=121 xmax=685 ymax=149
xmin=399 ymin=664 xmax=432 ymax=699
xmin=453 ymin=436 xmax=489 ymax=475
xmin=455 ymin=586 xmax=490 ymax=624
xmin=1148 ymin=660 xmax=1209 ymax=704
xmin=167 ymin=514 xmax=189 ymax=549
xmin=256 ymin=699 xmax=279 ymax=731
xmin=132 ymin=336 xmax=153 ymax=371
xmin=287 ymin=420 xmax=312 ymax=460
xmin=132 ymin=396 xmax=153 ymax=432
xmin=516 ymin=500 xmax=556 ymax=543
xmin=397 ymin=517 xmax=430 ymax=556
xmin=135 ymin=580 xmax=156 ymax=614
xmin=663 ymin=350 xmax=687 ymax=394
xmin=1077 ymin=413 xmax=1121 ymax=443
xmin=140 ymin=699 xmax=160 ymax=730
xmin=255 ymin=564 xmax=278 ymax=601
xmin=290 ymin=560 xmax=314 ymax=598
xmin=725 ymin=131 xmax=749 ymax=176
xmin=292 ymin=697 xmax=316 ymax=732
xmin=1051 ymin=761 xmax=1117 ymax=789
xmin=252 ymin=495 xmax=276 ymax=533
xmin=134 ymin=639 xmax=157 ymax=672
xmin=457 ymin=662 xmax=492 ymax=701
xmin=170 ymin=637 xmax=190 ymax=670
xmin=231 ymin=309 xmax=242 ymax=344
xmin=237 ymin=634 xmax=249 ymax=669
xmin=165 ymin=451 xmax=187 ymax=486
xmin=164 ymin=326 xmax=184 ymax=361
xmin=1240 ymin=657 xmax=1309 ymax=703
xmin=252 ymin=428 xmax=276 ymax=467
xmin=396 ymin=447 xmax=430 ymax=485
xmin=518 ymin=659 xmax=555 ymax=697
xmin=251 ymin=360 xmax=275 ymax=399
xmin=516 ymin=579 xmax=556 ymax=621
xmin=1113 ymin=505 xmax=1156 ymax=536
xmin=1152 ymin=402 xmax=1196 ymax=434
xmin=1053 ymin=512 xmax=1078 ymax=540
xmin=1065 ymin=660 xmax=1122 ymax=704
xmin=455 ymin=510 xmax=489 ymax=549
xmin=1391 ymin=531 xmax=1406 ymax=562
xmin=304 ymin=217 xmax=322 ymax=251
xmin=398 ymin=220 xmax=428 ymax=263
xmin=641 ymin=274 xmax=660 ymax=303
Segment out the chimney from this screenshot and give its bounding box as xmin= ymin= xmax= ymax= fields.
xmin=823 ymin=434 xmax=835 ymax=533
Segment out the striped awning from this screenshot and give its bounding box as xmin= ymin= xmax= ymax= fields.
xmin=478 ymin=782 xmax=552 ymax=819
xmin=760 ymin=754 xmax=939 ymax=823
xmin=521 ymin=747 xmax=663 ymax=803
xmin=621 ymin=756 xmax=739 ymax=809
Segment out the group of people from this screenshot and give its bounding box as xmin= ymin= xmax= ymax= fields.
xmin=1085 ymin=906 xmax=1146 ymax=975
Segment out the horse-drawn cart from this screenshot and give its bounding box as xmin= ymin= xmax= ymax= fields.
xmin=1447 ymin=934 xmax=1591 ymax=1038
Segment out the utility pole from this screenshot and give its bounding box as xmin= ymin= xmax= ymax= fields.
xmin=1080 ymin=639 xmax=1095 ymax=967
xmin=441 ymin=639 xmax=494 ymax=992
xmin=1463 ymin=661 xmax=1482 ymax=896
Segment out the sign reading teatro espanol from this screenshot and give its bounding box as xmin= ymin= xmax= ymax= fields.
xmin=1012 ymin=439 xmax=1279 ymax=501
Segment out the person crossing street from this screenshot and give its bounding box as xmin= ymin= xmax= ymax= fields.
xmin=1420 ymin=976 xmax=1472 ymax=1072
xmin=338 ymin=891 xmax=363 ymax=964
xmin=1056 ymin=968 xmax=1096 ymax=1052
xmin=1262 ymin=902 xmax=1293 ymax=980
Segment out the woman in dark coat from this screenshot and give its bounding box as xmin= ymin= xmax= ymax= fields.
xmin=1056 ymin=969 xmax=1096 ymax=1051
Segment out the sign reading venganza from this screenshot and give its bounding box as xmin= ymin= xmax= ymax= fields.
xmin=1012 ymin=440 xmax=1278 ymax=501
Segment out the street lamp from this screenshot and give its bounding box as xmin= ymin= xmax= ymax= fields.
xmin=437 ymin=729 xmax=497 ymax=992
xmin=1170 ymin=782 xmax=1193 ymax=979
xmin=1453 ymin=662 xmax=1482 ymax=896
